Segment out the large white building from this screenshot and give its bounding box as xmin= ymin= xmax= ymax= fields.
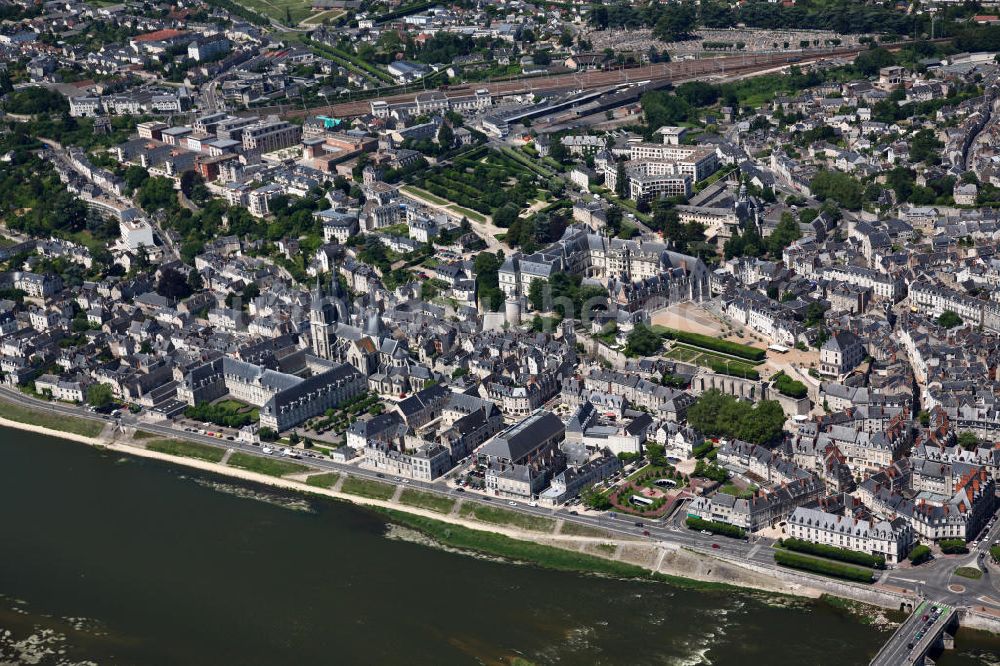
xmin=120 ymin=219 xmax=155 ymax=250
xmin=786 ymin=506 xmax=912 ymax=565
xmin=241 ymin=117 xmax=302 ymax=156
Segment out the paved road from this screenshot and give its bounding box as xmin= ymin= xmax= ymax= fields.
xmin=881 ymin=517 xmax=1000 ymax=605
xmin=871 ymin=601 xmax=955 ymax=666
xmin=249 ymin=46 xmax=874 ymax=120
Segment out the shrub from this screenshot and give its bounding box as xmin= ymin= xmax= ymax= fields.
xmin=693 ymin=459 xmax=728 ymax=483
xmin=686 ymin=515 xmax=745 ymax=539
xmin=781 ymin=537 xmax=885 ymax=569
xmin=708 ymin=358 xmax=760 ymax=379
xmin=772 ymin=371 xmax=808 ymax=399
xmin=691 ymin=441 xmax=714 ymax=459
xmin=659 ymin=328 xmax=765 ymax=361
xmin=909 ymin=544 xmax=932 ymax=565
xmin=774 ymin=550 xmax=874 ymax=583
xmin=938 ymin=538 xmax=969 ymax=555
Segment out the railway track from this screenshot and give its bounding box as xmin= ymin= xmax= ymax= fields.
xmin=243 ymin=39 xmax=949 ymax=120
xmin=248 ymin=45 xmax=870 ymax=119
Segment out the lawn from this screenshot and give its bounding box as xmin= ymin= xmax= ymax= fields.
xmin=663 ymin=346 xmax=701 ymax=363
xmin=299 ymin=7 xmax=344 ymax=24
xmin=227 ymin=452 xmax=310 ymax=477
xmin=560 ymin=522 xmax=614 ymax=539
xmin=719 ymin=483 xmax=757 ymax=499
xmin=340 ymin=476 xmax=395 ymax=500
xmin=497 ymin=146 xmax=555 ymax=178
xmin=305 ymin=472 xmax=340 ymax=488
xmin=459 ymin=503 xmax=556 ymax=532
xmin=663 ymin=343 xmax=760 ymax=380
xmin=653 ymin=326 xmax=766 ymax=362
xmin=399 ymin=488 xmax=455 ymax=514
xmin=400 ymin=186 xmax=489 ymax=223
xmin=232 ymin=0 xmax=315 ymax=23
xmin=954 ymin=567 xmax=983 ymax=580
xmin=145 ymin=439 xmax=226 ymax=463
xmin=0 ymin=400 xmax=104 ymax=438
xmin=448 ymin=205 xmax=487 ymax=223
xmin=400 ymin=185 xmax=450 ymax=207
xmin=132 ymin=430 xmax=156 ymax=441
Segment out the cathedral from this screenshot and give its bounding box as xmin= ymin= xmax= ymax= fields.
xmin=309 ymin=276 xmax=384 ymax=361
xmin=309 ymin=274 xmax=436 ymax=394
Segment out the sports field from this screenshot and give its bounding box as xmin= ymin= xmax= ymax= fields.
xmin=234 ymin=0 xmax=315 ymax=24
xmin=299 ymin=7 xmax=345 ymax=24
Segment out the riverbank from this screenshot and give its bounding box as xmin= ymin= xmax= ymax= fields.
xmin=0 ymin=410 xmax=901 ymax=606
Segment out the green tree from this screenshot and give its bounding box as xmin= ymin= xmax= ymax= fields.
xmin=937 ymin=310 xmax=962 ymax=328
xmin=549 ymin=139 xmax=569 ymax=163
xmin=625 ymin=324 xmax=662 ymax=356
xmin=180 ymin=170 xmax=204 ymax=198
xmin=156 ymin=266 xmax=193 ymax=300
xmin=686 ymin=390 xmax=786 ymax=446
xmin=86 ymin=383 xmax=114 ymax=408
xmin=853 ymin=47 xmax=896 ymax=77
xmin=582 ymin=488 xmax=612 ymax=511
xmin=910 ymin=129 xmax=944 ymax=165
xmin=438 ymin=122 xmax=454 ymax=148
xmin=909 ymin=544 xmax=932 ymax=565
xmin=474 ymin=251 xmax=503 ymax=311
xmin=810 ymin=170 xmax=863 ymax=210
xmin=528 ymin=278 xmax=546 ymax=312
xmin=187 ymin=269 xmax=203 ymax=292
xmin=767 ymin=212 xmax=802 ymax=255
xmin=615 ymin=161 xmax=628 ymax=198
xmin=957 ymin=431 xmax=980 ymax=451
xmin=653 ymin=1 xmax=697 ymax=41
xmin=493 ymin=202 xmax=520 ymax=229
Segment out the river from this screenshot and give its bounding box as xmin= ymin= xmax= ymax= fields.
xmin=2 ymin=428 xmax=1000 ymax=665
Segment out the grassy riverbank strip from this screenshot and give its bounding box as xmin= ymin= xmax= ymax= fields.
xmin=0 ymin=400 xmax=104 ymax=438
xmin=341 ymin=475 xmax=395 ymax=500
xmin=378 ymin=508 xmax=737 ymax=591
xmin=227 ymin=452 xmax=310 ymax=477
xmin=145 ymin=439 xmax=226 ymax=463
xmin=459 ymin=503 xmax=556 ymax=532
xmin=305 ymin=472 xmax=340 ymax=488
xmin=399 ymin=488 xmax=455 ymax=514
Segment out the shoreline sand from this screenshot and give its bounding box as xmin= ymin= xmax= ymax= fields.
xmin=0 ymin=414 xmax=869 ymax=601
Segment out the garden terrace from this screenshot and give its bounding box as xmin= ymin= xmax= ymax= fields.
xmin=411 ymin=148 xmax=542 ymax=218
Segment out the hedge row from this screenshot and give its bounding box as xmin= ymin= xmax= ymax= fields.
xmin=780 ymin=538 xmax=885 ymax=569
xmin=708 ymin=358 xmax=760 ymax=380
xmin=772 ymin=372 xmax=808 ymax=399
xmin=938 ymin=538 xmax=969 ymax=555
xmin=910 ymin=544 xmax=932 ymax=565
xmin=659 ymin=328 xmax=766 ymax=362
xmin=692 ymin=441 xmax=714 ymax=459
xmin=774 ymin=550 xmax=874 ymax=583
xmin=686 ymin=515 xmax=745 ymax=539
